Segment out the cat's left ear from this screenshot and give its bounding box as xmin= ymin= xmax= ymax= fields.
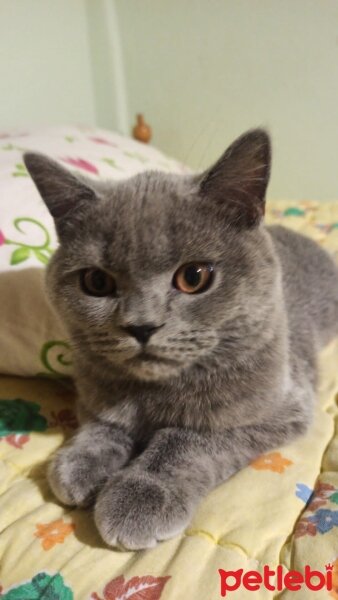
xmin=198 ymin=129 xmax=271 ymax=228
xmin=24 ymin=153 xmax=96 ymax=237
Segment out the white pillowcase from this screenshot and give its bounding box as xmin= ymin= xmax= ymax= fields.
xmin=0 ymin=125 xmax=189 ymax=377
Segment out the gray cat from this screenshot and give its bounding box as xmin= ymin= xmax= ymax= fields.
xmin=24 ymin=129 xmax=338 ymax=550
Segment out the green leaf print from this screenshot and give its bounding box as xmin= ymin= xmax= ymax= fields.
xmin=10 ymin=246 xmax=30 ymax=265
xmin=37 ymin=340 xmax=73 ymax=378
xmin=12 ymin=163 xmax=29 ymax=177
xmin=102 ymin=157 xmax=123 ymax=170
xmin=283 ymin=207 xmax=305 ymax=217
xmin=330 ymin=492 xmax=338 ymax=504
xmin=0 ymin=398 xmax=48 ymax=437
xmin=2 ymin=143 xmax=27 ymax=152
xmin=124 ymin=151 xmax=149 ymax=164
xmin=1 ymin=572 xmax=73 ymax=600
xmin=5 ymin=217 xmax=54 ymax=266
xmin=34 ymin=249 xmax=50 ymax=264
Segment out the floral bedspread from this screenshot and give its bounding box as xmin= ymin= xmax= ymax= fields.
xmin=0 ymin=201 xmax=337 ymax=598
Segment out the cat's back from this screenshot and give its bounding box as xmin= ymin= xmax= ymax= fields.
xmin=267 ymin=224 xmax=338 ymax=348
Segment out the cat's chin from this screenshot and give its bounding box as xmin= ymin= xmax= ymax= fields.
xmin=124 ymin=353 xmax=184 ymax=381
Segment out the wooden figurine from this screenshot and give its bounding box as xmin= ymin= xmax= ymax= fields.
xmin=133 ymin=114 xmax=152 ymax=143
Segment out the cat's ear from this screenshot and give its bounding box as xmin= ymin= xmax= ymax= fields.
xmin=23 ymin=153 xmax=96 ymax=231
xmin=198 ymin=129 xmax=271 ymax=228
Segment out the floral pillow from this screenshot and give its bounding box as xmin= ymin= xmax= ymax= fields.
xmin=0 ymin=125 xmax=189 ymax=377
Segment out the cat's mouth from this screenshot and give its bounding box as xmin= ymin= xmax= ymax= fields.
xmin=137 ymin=351 xmax=157 ymax=362
xmin=123 ymin=349 xmax=184 ymax=381
xmin=127 ymin=350 xmax=180 ymax=366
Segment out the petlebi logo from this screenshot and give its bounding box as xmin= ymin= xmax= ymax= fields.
xmin=218 ymin=563 xmax=333 ymax=596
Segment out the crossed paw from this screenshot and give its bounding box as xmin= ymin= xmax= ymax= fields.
xmin=48 ymin=450 xmax=190 ymax=549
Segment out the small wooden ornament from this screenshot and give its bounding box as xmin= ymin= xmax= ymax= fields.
xmin=132 ymin=114 xmax=152 ymax=143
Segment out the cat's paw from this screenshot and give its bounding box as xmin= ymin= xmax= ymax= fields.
xmin=48 ymin=446 xmax=108 ymax=507
xmin=94 ymin=471 xmax=191 ymax=550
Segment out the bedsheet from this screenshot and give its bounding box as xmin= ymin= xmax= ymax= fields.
xmin=0 ymin=202 xmax=338 ymax=599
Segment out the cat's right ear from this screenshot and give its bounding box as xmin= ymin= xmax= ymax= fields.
xmin=196 ymin=129 xmax=271 ymax=229
xmin=24 ymin=153 xmax=96 ymax=237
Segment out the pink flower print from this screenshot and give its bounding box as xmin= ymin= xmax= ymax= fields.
xmin=5 ymin=433 xmax=30 ymax=449
xmin=316 ymin=482 xmax=335 ymax=498
xmin=0 ymin=132 xmax=27 ymax=139
xmin=88 ymin=136 xmax=117 ymax=148
xmin=307 ymin=482 xmax=335 ymax=512
xmin=61 ymin=157 xmax=99 ymax=175
xmin=294 ymin=517 xmax=317 ymax=538
xmin=91 ymin=575 xmax=171 ymax=600
xmin=0 ymin=230 xmax=6 ymax=246
xmin=315 ymin=223 xmax=333 ymax=234
xmin=48 ymin=408 xmax=78 ymax=430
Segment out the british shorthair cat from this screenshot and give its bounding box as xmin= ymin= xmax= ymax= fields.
xmin=24 ymin=129 xmax=338 ymax=550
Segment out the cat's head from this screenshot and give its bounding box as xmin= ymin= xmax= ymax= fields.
xmin=24 ymin=129 xmax=279 ymax=382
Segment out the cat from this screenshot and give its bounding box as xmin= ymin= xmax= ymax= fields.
xmin=24 ymin=129 xmax=338 ymax=550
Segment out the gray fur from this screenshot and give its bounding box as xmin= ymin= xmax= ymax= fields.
xmin=24 ymin=130 xmax=338 ymax=550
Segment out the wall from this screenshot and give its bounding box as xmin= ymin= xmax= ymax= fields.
xmin=84 ymin=0 xmax=128 ymax=134
xmin=0 ymin=0 xmax=337 ymax=199
xmin=0 ymin=0 xmax=96 ymax=128
xmin=115 ymin=0 xmax=338 ymax=200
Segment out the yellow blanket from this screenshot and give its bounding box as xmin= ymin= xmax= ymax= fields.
xmin=0 ymin=201 xmax=338 ymax=600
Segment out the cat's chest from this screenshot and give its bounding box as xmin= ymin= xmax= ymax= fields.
xmin=79 ymin=381 xmax=228 ymax=432
xmin=77 ymin=366 xmax=279 ymax=433
xmin=132 ymin=383 xmax=252 ymax=432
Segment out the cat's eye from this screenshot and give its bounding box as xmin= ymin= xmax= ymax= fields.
xmin=173 ymin=263 xmax=214 ymax=294
xmin=80 ymin=268 xmax=116 ymax=297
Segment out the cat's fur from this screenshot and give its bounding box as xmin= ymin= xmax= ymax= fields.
xmin=24 ymin=130 xmax=338 ymax=550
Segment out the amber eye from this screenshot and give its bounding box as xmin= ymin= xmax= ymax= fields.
xmin=80 ymin=269 xmax=116 ymax=297
xmin=173 ymin=263 xmax=214 ymax=294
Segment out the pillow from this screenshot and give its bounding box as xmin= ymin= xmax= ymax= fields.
xmin=0 ymin=125 xmax=189 ymax=377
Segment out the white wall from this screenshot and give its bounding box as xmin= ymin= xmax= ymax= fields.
xmin=115 ymin=0 xmax=338 ymax=200
xmin=1 ymin=0 xmax=338 ymax=200
xmin=0 ymin=0 xmax=96 ymax=128
xmin=84 ymin=0 xmax=128 ymax=134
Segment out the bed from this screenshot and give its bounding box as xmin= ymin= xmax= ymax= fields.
xmin=0 ymin=126 xmax=337 ymax=599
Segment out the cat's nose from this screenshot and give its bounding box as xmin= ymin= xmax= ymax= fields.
xmin=123 ymin=323 xmax=163 ymax=345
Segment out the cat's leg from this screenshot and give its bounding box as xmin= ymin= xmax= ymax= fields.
xmin=48 ymin=422 xmax=134 ymax=507
xmin=94 ymin=412 xmax=308 ymax=550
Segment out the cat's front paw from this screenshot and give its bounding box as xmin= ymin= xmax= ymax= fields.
xmin=48 ymin=445 xmax=109 ymax=507
xmin=94 ymin=471 xmax=191 ymax=550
